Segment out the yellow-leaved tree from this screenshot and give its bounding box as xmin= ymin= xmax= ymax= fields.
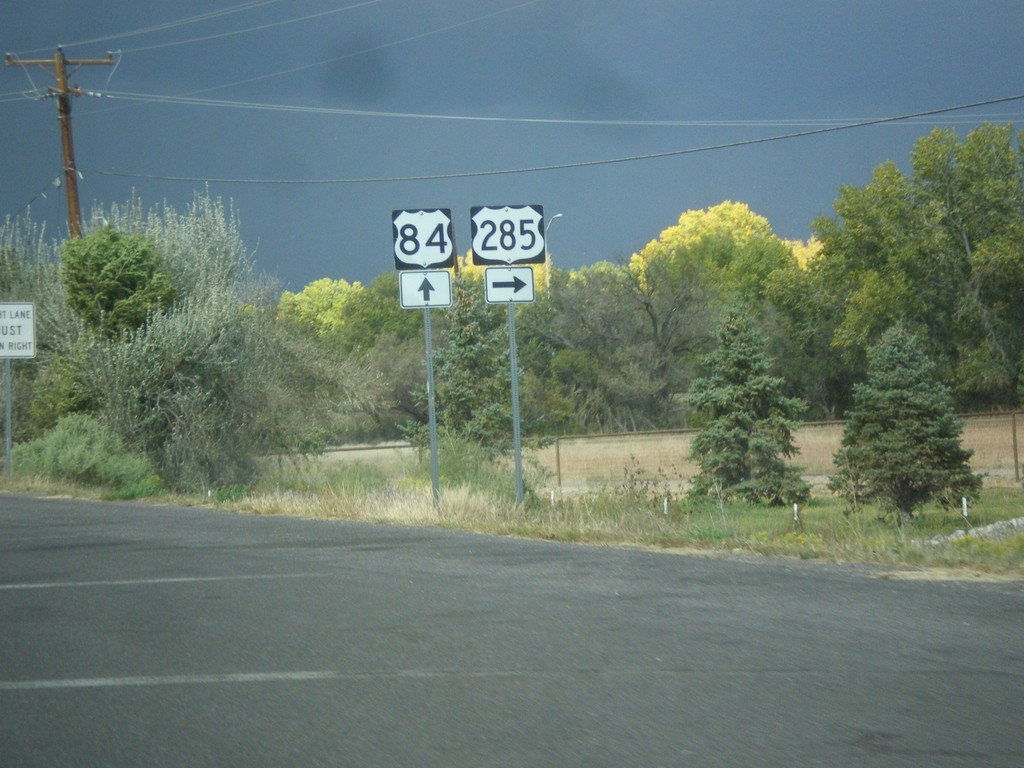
xmin=629 ymin=201 xmax=793 ymax=301
xmin=277 ymin=277 xmax=365 ymax=338
xmin=617 ymin=201 xmax=796 ymax=424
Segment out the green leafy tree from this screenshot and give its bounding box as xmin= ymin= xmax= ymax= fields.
xmin=520 ymin=261 xmax=667 ymax=432
xmin=340 ymin=272 xmax=422 ymax=351
xmin=829 ymin=326 xmax=982 ymax=526
xmin=89 ymin=293 xmax=358 ymax=489
xmin=277 ymin=272 xmax=424 ymax=440
xmin=911 ymin=124 xmax=1024 ymax=407
xmin=508 ymin=203 xmax=801 ymax=434
xmin=688 ymin=310 xmax=810 ymax=505
xmin=630 ymin=202 xmax=793 ymax=305
xmin=104 ymin=193 xmax=259 ymax=305
xmin=60 ymin=227 xmax=176 ymax=338
xmin=625 ymin=202 xmax=794 ymax=424
xmin=277 ymin=277 xmax=363 ymax=337
xmin=278 ymin=272 xmax=420 ymax=354
xmin=806 ymin=123 xmax=1024 ymax=411
xmin=764 ymin=239 xmax=856 ymax=419
xmin=355 ymin=334 xmax=427 ymax=439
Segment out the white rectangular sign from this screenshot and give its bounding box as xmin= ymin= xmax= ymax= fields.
xmin=485 ymin=267 xmax=535 ymax=304
xmin=0 ymin=302 xmax=36 ymax=358
xmin=399 ymin=270 xmax=453 ymax=309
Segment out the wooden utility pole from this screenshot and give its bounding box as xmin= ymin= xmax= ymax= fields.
xmin=5 ymin=47 xmax=113 ymax=238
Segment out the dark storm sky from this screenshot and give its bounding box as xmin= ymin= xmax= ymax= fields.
xmin=4 ymin=0 xmax=1024 ymax=290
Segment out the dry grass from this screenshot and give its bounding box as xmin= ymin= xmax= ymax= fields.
xmin=235 ymin=484 xmax=520 ymax=531
xmin=3 ymin=449 xmax=1022 ymax=578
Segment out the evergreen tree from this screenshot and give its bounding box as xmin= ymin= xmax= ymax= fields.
xmin=829 ymin=326 xmax=982 ymax=525
xmin=688 ymin=310 xmax=809 ymax=504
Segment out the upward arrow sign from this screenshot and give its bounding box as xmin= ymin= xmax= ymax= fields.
xmin=399 ymin=270 xmax=452 ymax=309
xmin=418 ymin=276 xmax=435 ymax=301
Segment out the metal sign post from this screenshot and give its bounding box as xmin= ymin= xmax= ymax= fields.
xmin=4 ymin=359 xmax=11 ymax=479
xmin=506 ymin=302 xmax=525 ymax=504
xmin=472 ymin=206 xmax=545 ymax=506
xmin=423 ymin=307 xmax=441 ymax=510
xmin=0 ymin=302 xmax=37 ymax=479
xmin=393 ymin=210 xmax=455 ymax=512
xmin=484 ymin=269 xmax=537 ymax=505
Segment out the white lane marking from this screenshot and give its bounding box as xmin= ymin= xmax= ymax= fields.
xmin=0 ymin=669 xmax=524 ymax=691
xmin=0 ymin=671 xmax=346 ymax=691
xmin=0 ymin=573 xmax=331 ymax=590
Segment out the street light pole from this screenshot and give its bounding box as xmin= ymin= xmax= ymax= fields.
xmin=544 ymin=213 xmax=563 ymax=298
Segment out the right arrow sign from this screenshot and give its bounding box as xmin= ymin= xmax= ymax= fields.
xmin=485 ymin=266 xmax=535 ymax=304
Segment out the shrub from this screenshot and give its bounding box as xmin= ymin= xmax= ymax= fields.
xmin=60 ymin=228 xmax=176 ymax=338
xmin=25 ymin=194 xmax=367 ymax=493
xmin=15 ymin=414 xmax=160 ymax=492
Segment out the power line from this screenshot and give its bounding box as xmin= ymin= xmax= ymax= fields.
xmin=0 ymin=92 xmax=45 ymax=102
xmin=9 ymin=0 xmax=287 ymax=55
xmin=3 ymin=2 xmax=552 ymax=225
xmin=120 ymin=0 xmax=386 ymax=54
xmin=10 ymin=0 xmax=541 ymax=100
xmin=33 ymin=0 xmax=544 ymax=122
xmin=85 ymin=93 xmax=1024 ymax=186
xmin=151 ymin=0 xmax=544 ymax=100
xmin=6 ymin=177 xmax=63 ymax=221
xmin=94 ymin=88 xmax=1024 ymax=128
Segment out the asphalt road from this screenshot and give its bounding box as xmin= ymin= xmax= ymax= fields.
xmin=0 ymin=493 xmax=1021 ymax=767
